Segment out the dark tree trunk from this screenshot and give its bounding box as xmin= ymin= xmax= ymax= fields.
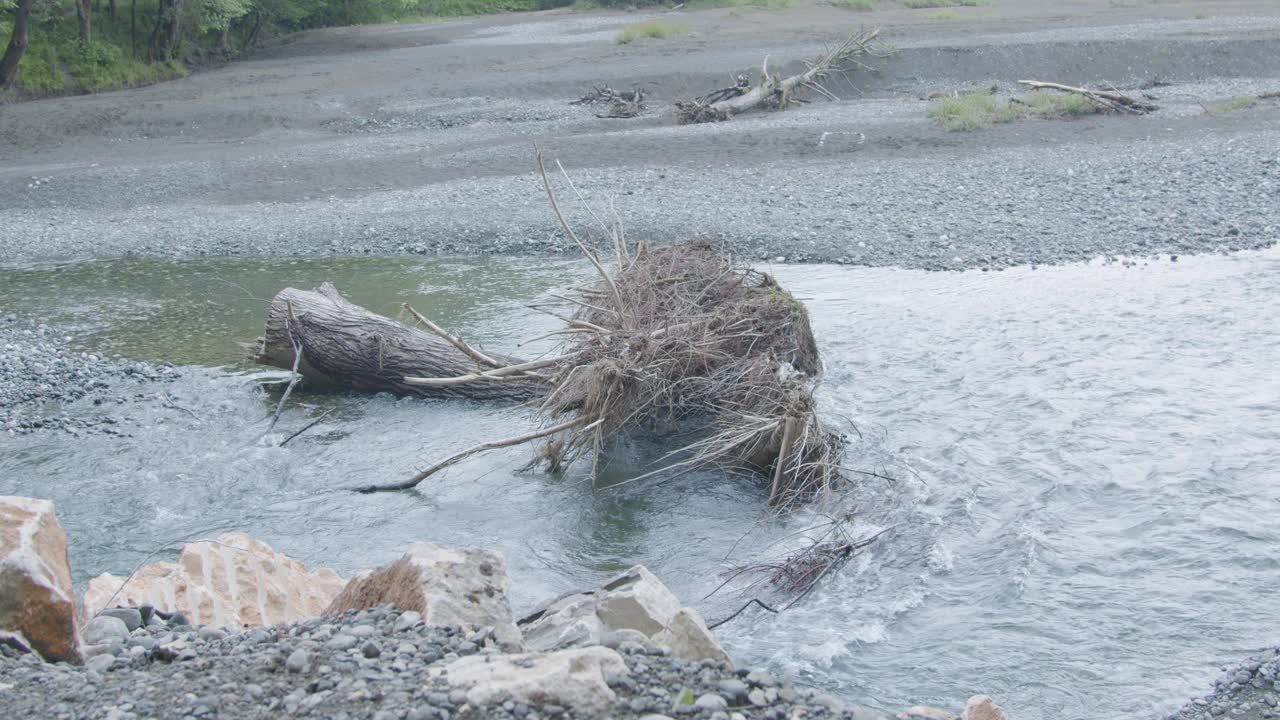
xmin=130 ymin=0 xmax=137 ymax=57
xmin=219 ymin=23 xmax=230 ymax=52
xmin=244 ymin=10 xmax=263 ymax=49
xmin=254 ymin=284 xmax=538 ymax=402
xmin=109 ymin=0 xmax=118 ymax=22
xmin=0 ymin=0 xmax=35 ymax=88
xmin=77 ymin=0 xmax=92 ymax=44
xmin=149 ymin=0 xmax=182 ymax=61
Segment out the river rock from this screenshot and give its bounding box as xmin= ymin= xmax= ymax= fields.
xmin=431 ymin=646 xmax=627 ymax=714
xmin=0 ymin=495 xmax=80 ymax=663
xmin=518 ymin=565 xmax=731 ymax=666
xmin=98 ymin=607 xmax=142 ymax=631
xmin=82 ymin=616 xmax=129 ymax=647
xmin=326 ymin=541 xmax=521 ymax=650
xmin=962 ymin=695 xmax=1008 ymax=720
xmin=82 ymin=532 xmax=346 ymax=629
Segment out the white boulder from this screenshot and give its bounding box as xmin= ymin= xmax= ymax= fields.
xmin=326 ymin=540 xmax=521 ymax=649
xmin=0 ymin=496 xmax=80 ymax=663
xmin=83 ymin=532 xmax=346 ymax=629
xmin=519 ymin=565 xmax=732 ymax=666
xmin=432 ymin=646 xmax=627 ymax=714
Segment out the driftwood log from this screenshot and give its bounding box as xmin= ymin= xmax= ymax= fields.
xmin=254 ymin=283 xmax=538 ymax=402
xmin=675 ymin=28 xmax=889 ymax=124
xmin=1017 ymin=80 xmax=1158 ymax=114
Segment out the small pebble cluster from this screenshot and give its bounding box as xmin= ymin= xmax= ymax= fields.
xmin=1170 ymin=648 xmax=1280 ymax=720
xmin=0 ymin=604 xmax=883 ymax=720
xmin=0 ymin=316 xmax=179 ymax=435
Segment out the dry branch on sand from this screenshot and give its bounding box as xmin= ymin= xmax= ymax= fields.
xmin=571 ymin=86 xmax=646 ymax=118
xmin=1017 ymin=80 xmax=1158 ymax=114
xmin=343 ymin=153 xmax=846 ymax=508
xmin=674 ymin=28 xmax=891 ymax=125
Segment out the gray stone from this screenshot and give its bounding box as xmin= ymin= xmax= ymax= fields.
xmin=328 ymin=634 xmax=358 ymax=651
xmin=285 ymin=648 xmax=309 ymax=674
xmin=83 ymin=616 xmax=130 ymax=647
xmin=98 ymin=608 xmax=143 ymax=632
xmin=361 ymin=640 xmax=381 ymax=659
xmin=717 ymin=678 xmax=749 ymax=701
xmin=694 ymin=694 xmax=729 ymax=711
xmin=84 ymin=654 xmax=115 ymax=674
xmin=393 ymin=611 xmax=422 ymax=632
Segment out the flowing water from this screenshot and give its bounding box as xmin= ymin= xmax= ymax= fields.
xmin=2 ymin=250 xmax=1278 ymax=720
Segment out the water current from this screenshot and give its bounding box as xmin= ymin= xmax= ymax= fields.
xmin=2 ymin=250 xmax=1277 ymax=719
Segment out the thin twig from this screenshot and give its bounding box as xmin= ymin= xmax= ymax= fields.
xmin=266 ymin=302 xmax=303 ymax=433
xmin=402 ymin=303 xmax=501 ymax=368
xmin=707 ymin=598 xmax=779 ymax=630
xmin=353 ymin=416 xmax=589 ymax=493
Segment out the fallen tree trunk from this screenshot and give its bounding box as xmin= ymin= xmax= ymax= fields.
xmin=675 ymin=28 xmax=888 ymax=124
xmin=253 ymin=283 xmax=539 ymax=402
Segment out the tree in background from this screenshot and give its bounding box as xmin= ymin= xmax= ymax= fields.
xmin=0 ymin=0 xmax=35 ymax=86
xmin=75 ymin=0 xmax=89 ymax=43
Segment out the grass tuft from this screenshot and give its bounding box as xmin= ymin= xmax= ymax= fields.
xmin=1208 ymin=96 xmax=1256 ymax=114
xmin=829 ymin=0 xmax=875 ymax=9
xmin=615 ymin=20 xmax=686 ymax=44
xmin=686 ymin=0 xmax=796 ymax=9
xmin=928 ymin=88 xmax=1104 ymax=131
xmin=903 ymin=0 xmax=980 ymax=7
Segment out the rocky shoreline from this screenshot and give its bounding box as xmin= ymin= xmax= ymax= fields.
xmin=0 ymin=500 xmax=1007 ymax=720
xmin=1169 ymin=648 xmax=1280 ymax=720
xmin=0 ymin=315 xmax=181 ymax=436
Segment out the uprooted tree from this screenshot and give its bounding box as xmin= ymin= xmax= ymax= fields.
xmin=255 ymin=154 xmax=846 ymax=509
xmin=674 ymin=27 xmax=892 ymax=124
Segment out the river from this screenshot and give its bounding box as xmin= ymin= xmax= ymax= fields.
xmin=2 ymin=250 xmax=1277 ymax=719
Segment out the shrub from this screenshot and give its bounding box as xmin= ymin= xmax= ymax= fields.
xmin=615 ymin=20 xmax=685 ymax=44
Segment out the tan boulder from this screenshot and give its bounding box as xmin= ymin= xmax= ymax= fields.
xmin=83 ymin=532 xmax=345 ymax=629
xmin=327 ymin=541 xmax=521 ymax=649
xmin=431 ymin=646 xmax=627 ymax=714
xmin=0 ymin=495 xmax=80 ymax=663
xmin=962 ymin=695 xmax=1008 ymax=720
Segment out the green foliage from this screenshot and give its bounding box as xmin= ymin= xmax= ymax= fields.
xmin=1208 ymin=96 xmax=1256 ymax=114
xmin=190 ymin=0 xmax=254 ymax=34
xmin=928 ymin=88 xmax=1103 ymax=131
xmin=902 ymin=0 xmax=980 ymax=7
xmin=687 ymin=0 xmax=794 ymax=8
xmin=829 ymin=0 xmax=875 ymax=10
xmin=16 ymin=40 xmax=64 ymax=92
xmin=66 ymin=40 xmax=187 ymax=91
xmin=615 ymin=20 xmax=684 ymax=44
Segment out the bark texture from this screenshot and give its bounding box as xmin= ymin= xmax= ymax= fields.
xmin=0 ymin=0 xmax=35 ymax=88
xmin=254 ymin=284 xmax=538 ymax=401
xmin=77 ymin=0 xmax=92 ymax=44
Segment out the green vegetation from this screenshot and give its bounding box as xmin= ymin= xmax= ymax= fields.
xmin=16 ymin=41 xmax=63 ymax=93
xmin=829 ymin=0 xmax=875 ymax=10
xmin=615 ymin=19 xmax=685 ymax=44
xmin=1 ymin=0 xmax=567 ymax=96
xmin=928 ymin=88 xmax=1103 ymax=131
xmin=903 ymin=0 xmax=980 ymax=7
xmin=686 ymin=0 xmax=795 ymax=9
xmin=1208 ymin=96 xmax=1256 ymax=114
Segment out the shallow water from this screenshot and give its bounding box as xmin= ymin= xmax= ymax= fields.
xmin=2 ymin=251 xmax=1278 ymax=719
